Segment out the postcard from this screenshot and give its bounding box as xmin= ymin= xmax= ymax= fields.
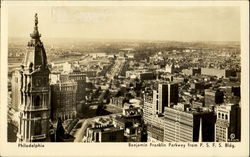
xmin=0 ymin=1 xmax=249 ymax=157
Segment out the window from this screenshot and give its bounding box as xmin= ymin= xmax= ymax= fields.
xmin=28 ymin=83 xmax=31 ymax=91
xmin=34 ymin=120 xmax=42 ymax=135
xmin=225 ymin=114 xmax=228 ymax=120
xmin=35 ymin=96 xmax=40 ymax=106
xmin=218 ymin=113 xmax=221 ymax=118
xmin=21 ymin=92 xmax=23 ymax=104
xmin=156 ymin=100 xmax=158 ymax=110
xmin=222 ymin=114 xmax=224 ymax=119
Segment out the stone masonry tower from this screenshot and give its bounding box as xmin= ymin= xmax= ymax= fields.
xmin=17 ymin=13 xmax=51 ymax=142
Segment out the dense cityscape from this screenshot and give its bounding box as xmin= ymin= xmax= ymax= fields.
xmin=8 ymin=14 xmax=241 ymax=143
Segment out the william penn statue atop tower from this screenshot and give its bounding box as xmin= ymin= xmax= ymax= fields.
xmin=35 ymin=13 xmax=38 ymax=26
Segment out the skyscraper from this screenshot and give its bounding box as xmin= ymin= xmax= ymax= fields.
xmin=153 ymin=82 xmax=178 ymax=114
xmin=16 ymin=14 xmax=51 ymax=142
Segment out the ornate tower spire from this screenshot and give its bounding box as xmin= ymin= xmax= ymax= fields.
xmin=23 ymin=13 xmax=48 ymax=70
xmin=30 ymin=13 xmax=41 ymax=40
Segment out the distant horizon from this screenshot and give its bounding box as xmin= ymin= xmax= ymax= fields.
xmin=8 ymin=6 xmax=240 ymax=42
xmin=8 ymin=36 xmax=241 ymax=44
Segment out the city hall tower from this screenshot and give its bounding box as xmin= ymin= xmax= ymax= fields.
xmin=17 ymin=13 xmax=51 ymax=142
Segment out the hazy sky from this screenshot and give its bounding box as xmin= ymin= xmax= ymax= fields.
xmin=8 ymin=6 xmax=240 ymax=41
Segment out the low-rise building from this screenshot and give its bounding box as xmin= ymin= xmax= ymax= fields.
xmin=205 ymin=89 xmax=224 ymax=107
xmin=201 ymin=68 xmax=234 ymax=78
xmin=114 ymin=105 xmax=146 ymax=142
xmin=182 ymin=68 xmax=201 ymax=76
xmin=85 ymin=124 xmax=124 ymax=142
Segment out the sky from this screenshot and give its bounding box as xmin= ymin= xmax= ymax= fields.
xmin=8 ymin=6 xmax=240 ymax=42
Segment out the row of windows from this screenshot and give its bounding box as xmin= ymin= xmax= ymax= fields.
xmin=217 ymin=131 xmax=226 ymax=136
xmin=164 ymin=135 xmax=192 ymax=142
xmin=216 ymin=136 xmax=226 ymax=140
xmin=21 ymin=94 xmax=44 ymax=107
xmin=164 ymin=128 xmax=193 ymax=139
xmin=216 ymin=133 xmax=226 ymax=138
xmin=216 ymin=128 xmax=226 ymax=132
xmin=164 ymin=118 xmax=193 ymax=128
xmin=216 ymin=126 xmax=227 ymax=132
xmin=164 ymin=133 xmax=175 ymax=140
xmin=164 ymin=124 xmax=193 ymax=136
xmin=164 ymin=112 xmax=193 ymax=120
xmin=218 ymin=112 xmax=228 ymax=120
xmin=216 ymin=129 xmax=226 ymax=133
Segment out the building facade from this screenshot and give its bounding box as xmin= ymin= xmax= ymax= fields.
xmin=50 ymin=68 xmax=86 ymax=119
xmin=60 ymin=70 xmax=86 ymax=103
xmin=50 ymin=81 xmax=77 ymax=120
xmin=146 ymin=115 xmax=165 ymax=142
xmin=215 ymin=103 xmax=241 ymax=142
xmin=163 ymin=107 xmax=216 ymax=142
xmin=142 ymin=99 xmax=153 ymax=124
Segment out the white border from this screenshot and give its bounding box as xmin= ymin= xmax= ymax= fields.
xmin=1 ymin=1 xmax=249 ymax=157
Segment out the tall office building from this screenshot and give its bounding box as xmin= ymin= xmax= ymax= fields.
xmin=60 ymin=70 xmax=86 ymax=102
xmin=153 ymin=83 xmax=178 ymax=114
xmin=60 ymin=70 xmax=86 ymax=116
xmin=50 ymin=81 xmax=77 ymax=120
xmin=16 ymin=14 xmax=51 ymax=142
xmin=163 ymin=106 xmax=216 ymax=142
xmin=143 ymin=97 xmax=153 ymax=124
xmin=143 ymin=83 xmax=178 ymax=142
xmin=143 ymin=92 xmax=164 ymax=142
xmin=215 ymin=103 xmax=241 ymax=142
